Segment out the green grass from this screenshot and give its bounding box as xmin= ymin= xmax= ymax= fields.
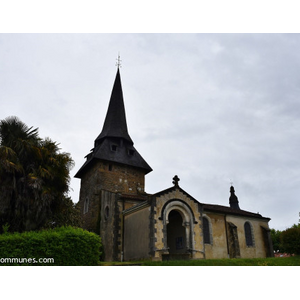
xmin=100 ymin=256 xmax=300 ymax=266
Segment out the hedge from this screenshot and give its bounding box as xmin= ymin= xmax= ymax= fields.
xmin=0 ymin=226 xmax=102 ymax=266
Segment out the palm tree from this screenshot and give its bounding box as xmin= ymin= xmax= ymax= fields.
xmin=0 ymin=116 xmax=75 ymax=232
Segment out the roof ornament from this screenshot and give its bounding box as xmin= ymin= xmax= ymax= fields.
xmin=116 ymin=53 xmax=122 ymax=68
xmin=172 ymin=175 xmax=180 ymax=187
xmin=229 ymin=184 xmax=240 ymax=210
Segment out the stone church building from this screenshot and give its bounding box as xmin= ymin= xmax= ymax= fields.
xmin=75 ymin=67 xmax=273 ymax=262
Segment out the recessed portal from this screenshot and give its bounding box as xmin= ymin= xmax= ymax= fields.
xmin=167 ymin=210 xmax=186 ymax=254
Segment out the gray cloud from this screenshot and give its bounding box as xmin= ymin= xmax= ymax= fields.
xmin=1 ymin=33 xmax=299 ymax=230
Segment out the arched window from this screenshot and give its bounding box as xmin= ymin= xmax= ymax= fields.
xmin=244 ymin=221 xmax=254 ymax=247
xmin=203 ymin=217 xmax=212 ymax=244
xmin=83 ymin=197 xmax=89 ymax=214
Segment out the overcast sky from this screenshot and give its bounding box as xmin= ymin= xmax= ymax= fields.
xmin=1 ymin=33 xmax=300 ymax=231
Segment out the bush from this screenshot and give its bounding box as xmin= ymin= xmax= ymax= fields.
xmin=0 ymin=226 xmax=102 ymax=265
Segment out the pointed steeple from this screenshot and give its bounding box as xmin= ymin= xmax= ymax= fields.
xmin=95 ymin=68 xmax=133 ymax=145
xmin=75 ymin=67 xmax=152 ymax=179
xmin=229 ymin=186 xmax=240 ymax=210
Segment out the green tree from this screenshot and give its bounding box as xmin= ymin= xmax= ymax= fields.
xmin=0 ymin=116 xmax=77 ymax=232
xmin=280 ymin=224 xmax=300 ymax=255
xmin=270 ymin=228 xmax=282 ymax=252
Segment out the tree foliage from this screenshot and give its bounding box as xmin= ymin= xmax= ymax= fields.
xmin=270 ymin=223 xmax=300 ymax=255
xmin=280 ymin=224 xmax=300 ymax=255
xmin=0 ymin=116 xmax=79 ymax=233
xmin=270 ymin=228 xmax=282 ymax=252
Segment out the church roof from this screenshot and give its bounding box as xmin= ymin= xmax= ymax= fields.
xmin=202 ymin=203 xmax=270 ymax=220
xmin=95 ymin=68 xmax=133 ymax=144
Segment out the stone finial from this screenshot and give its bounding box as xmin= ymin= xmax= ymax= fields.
xmin=172 ymin=175 xmax=180 ymax=187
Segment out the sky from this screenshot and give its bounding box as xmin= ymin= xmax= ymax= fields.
xmin=1 ymin=33 xmax=300 ymax=231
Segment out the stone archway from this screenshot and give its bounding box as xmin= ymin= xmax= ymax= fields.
xmin=161 ymin=200 xmax=195 ymax=260
xmin=167 ymin=210 xmax=186 ymax=255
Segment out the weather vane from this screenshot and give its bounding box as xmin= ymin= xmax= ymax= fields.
xmin=116 ymin=53 xmax=122 ymax=68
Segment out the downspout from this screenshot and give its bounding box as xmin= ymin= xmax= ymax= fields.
xmin=224 ymin=214 xmax=230 ymax=258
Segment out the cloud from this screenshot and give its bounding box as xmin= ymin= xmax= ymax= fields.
xmin=1 ymin=33 xmax=300 ymax=230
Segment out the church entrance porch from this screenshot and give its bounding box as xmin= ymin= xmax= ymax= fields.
xmin=164 ymin=210 xmax=191 ymax=260
xmin=157 ymin=199 xmax=197 ymax=261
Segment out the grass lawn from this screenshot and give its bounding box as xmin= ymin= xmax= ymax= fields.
xmin=100 ymin=256 xmax=300 ymax=266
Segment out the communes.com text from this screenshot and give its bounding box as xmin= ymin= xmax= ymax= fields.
xmin=0 ymin=257 xmax=54 ymax=264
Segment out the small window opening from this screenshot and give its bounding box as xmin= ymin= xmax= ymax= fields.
xmin=128 ymin=149 xmax=135 ymax=156
xmin=109 ymin=164 xmax=113 ymax=171
xmin=83 ymin=198 xmax=89 ymax=214
xmin=111 ymin=145 xmax=117 ymax=152
xmin=104 ymin=206 xmax=109 ymax=220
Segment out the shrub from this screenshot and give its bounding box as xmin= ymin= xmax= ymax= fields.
xmin=0 ymin=226 xmax=102 ymax=265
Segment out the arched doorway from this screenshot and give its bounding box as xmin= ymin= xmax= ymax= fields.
xmin=167 ymin=210 xmax=186 ymax=254
xmin=160 ymin=200 xmax=196 ymax=260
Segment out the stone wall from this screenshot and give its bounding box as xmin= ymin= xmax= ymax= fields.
xmin=124 ymin=206 xmax=151 ymax=261
xmin=203 ymin=213 xmax=228 ymax=259
xmin=100 ymin=190 xmax=119 ymax=261
xmin=77 ymin=159 xmax=146 ymax=233
xmin=204 ymin=211 xmax=271 ymax=259
xmin=226 ymin=215 xmax=270 ymax=258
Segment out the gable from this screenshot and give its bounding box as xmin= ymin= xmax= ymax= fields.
xmin=153 ymin=186 xmax=202 ymax=224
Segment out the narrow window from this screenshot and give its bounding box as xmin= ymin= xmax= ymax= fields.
xmin=203 ymin=217 xmax=211 ymax=244
xmin=111 ymin=145 xmax=117 ymax=152
xmin=244 ymin=222 xmax=254 ymax=247
xmin=83 ymin=197 xmax=89 ymax=214
xmin=104 ymin=206 xmax=109 ymax=220
xmin=108 ymin=164 xmax=112 ymax=171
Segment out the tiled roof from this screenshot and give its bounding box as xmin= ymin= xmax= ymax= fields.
xmin=203 ymin=203 xmax=270 ymax=220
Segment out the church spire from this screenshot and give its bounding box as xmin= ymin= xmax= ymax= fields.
xmin=95 ymin=68 xmax=133 ymax=145
xmin=75 ymin=65 xmax=152 ymax=179
xmin=229 ymin=185 xmax=240 ymax=210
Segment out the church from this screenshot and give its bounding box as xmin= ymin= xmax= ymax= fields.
xmin=75 ymin=66 xmax=274 ymax=262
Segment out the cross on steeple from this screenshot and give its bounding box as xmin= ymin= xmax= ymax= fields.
xmin=116 ymin=53 xmax=122 ymax=68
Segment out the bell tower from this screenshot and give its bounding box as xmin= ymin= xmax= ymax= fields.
xmin=75 ymin=67 xmax=152 ymax=234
